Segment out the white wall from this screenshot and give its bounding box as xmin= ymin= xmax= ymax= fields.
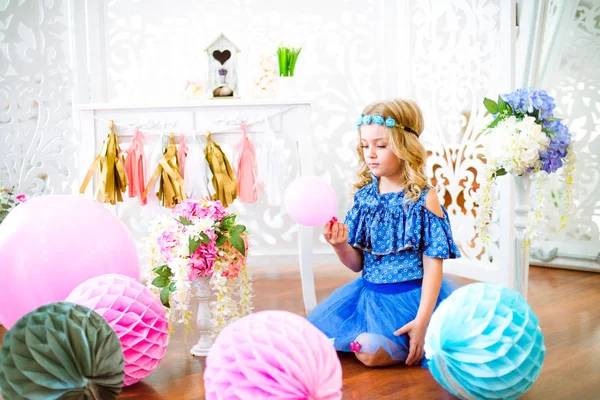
xmin=0 ymin=0 xmax=513 ymax=281
xmin=0 ymin=0 xmax=77 ymax=195
xmin=90 ymin=0 xmax=387 ymax=267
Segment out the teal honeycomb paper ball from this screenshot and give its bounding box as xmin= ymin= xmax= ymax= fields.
xmin=424 ymin=283 xmax=545 ymax=400
xmin=0 ymin=302 xmax=125 ymax=400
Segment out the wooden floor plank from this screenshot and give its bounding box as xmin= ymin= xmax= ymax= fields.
xmin=0 ymin=266 xmax=598 ymax=399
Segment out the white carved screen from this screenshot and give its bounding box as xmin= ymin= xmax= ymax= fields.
xmin=3 ymin=0 xmax=520 ymax=285
xmin=396 ymin=0 xmax=517 ymax=285
xmin=531 ymin=0 xmax=600 ymax=272
xmin=0 ymin=0 xmax=78 ymax=196
xmin=75 ymin=0 xmax=386 ymax=268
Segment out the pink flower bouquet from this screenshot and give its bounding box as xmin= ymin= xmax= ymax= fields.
xmin=145 ymin=198 xmax=253 ymax=333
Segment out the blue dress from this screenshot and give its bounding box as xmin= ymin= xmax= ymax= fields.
xmin=307 ymin=180 xmax=461 ymax=364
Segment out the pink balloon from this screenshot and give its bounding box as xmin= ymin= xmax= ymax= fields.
xmin=284 ymin=176 xmax=337 ymax=226
xmin=0 ymin=195 xmax=140 ymax=329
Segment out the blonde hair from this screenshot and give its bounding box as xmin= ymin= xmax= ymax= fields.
xmin=354 ymin=98 xmax=429 ymax=202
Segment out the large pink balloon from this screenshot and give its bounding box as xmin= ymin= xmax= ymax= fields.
xmin=284 ymin=176 xmax=337 ymax=226
xmin=0 ymin=195 xmax=140 ymax=329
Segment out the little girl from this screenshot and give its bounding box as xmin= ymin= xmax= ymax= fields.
xmin=307 ymin=98 xmax=460 ymax=367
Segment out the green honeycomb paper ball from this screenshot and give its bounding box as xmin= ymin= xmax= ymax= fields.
xmin=0 ymin=302 xmax=125 ymax=399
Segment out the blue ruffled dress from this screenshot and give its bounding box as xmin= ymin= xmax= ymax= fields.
xmin=307 ymin=180 xmax=461 ymax=365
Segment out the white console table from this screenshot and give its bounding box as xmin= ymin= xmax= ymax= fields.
xmin=78 ymin=99 xmax=318 ymax=313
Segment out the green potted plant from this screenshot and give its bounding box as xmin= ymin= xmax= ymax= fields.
xmin=277 ymin=45 xmax=302 ymax=97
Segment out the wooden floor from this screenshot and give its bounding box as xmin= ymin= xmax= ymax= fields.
xmin=1 ymin=266 xmax=599 ymax=399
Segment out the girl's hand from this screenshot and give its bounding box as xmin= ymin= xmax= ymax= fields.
xmin=324 ymin=218 xmax=349 ymax=249
xmin=394 ymin=319 xmax=427 ymax=366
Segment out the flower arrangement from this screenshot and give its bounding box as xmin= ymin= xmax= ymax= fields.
xmin=0 ymin=184 xmax=27 ymax=224
xmin=145 ymin=198 xmax=253 ymax=336
xmin=252 ymin=53 xmax=278 ymax=97
xmin=277 ymin=45 xmax=302 ymax=77
xmin=475 ymin=88 xmax=575 ymax=246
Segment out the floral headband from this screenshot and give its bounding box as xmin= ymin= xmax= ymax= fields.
xmin=356 ymin=114 xmax=419 ymax=136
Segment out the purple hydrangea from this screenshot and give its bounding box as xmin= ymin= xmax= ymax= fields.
xmin=500 ymin=88 xmax=556 ymax=121
xmin=538 ymin=120 xmax=572 ymax=173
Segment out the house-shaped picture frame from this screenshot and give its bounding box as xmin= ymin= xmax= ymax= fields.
xmin=205 ymin=33 xmax=240 ymax=98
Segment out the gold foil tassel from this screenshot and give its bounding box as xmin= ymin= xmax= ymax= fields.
xmin=79 ymin=120 xmax=128 ymax=204
xmin=143 ymin=133 xmax=186 ymax=208
xmin=204 ymin=130 xmax=237 ymax=207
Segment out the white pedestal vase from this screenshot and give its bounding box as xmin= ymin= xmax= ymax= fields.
xmin=513 ymin=175 xmax=531 ymax=299
xmin=190 ymin=277 xmax=213 ymax=357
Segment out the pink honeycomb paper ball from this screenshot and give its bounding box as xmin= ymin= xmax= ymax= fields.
xmin=66 ymin=274 xmax=169 ymax=387
xmin=204 ymin=310 xmax=342 ymax=400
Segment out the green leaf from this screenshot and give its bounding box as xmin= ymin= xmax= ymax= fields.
xmin=487 ymin=114 xmax=504 ymax=129
xmin=216 ymin=234 xmax=228 ymax=247
xmin=179 ymin=216 xmax=193 ymax=226
xmin=229 ymin=235 xmax=246 ymax=257
xmin=497 ymin=95 xmax=507 ymax=112
xmin=153 ymin=265 xmax=172 ymax=277
xmin=494 ymin=168 xmax=507 ymax=177
xmin=160 ymin=287 xmax=170 ymax=308
xmin=220 ymin=215 xmax=236 ymax=231
xmin=542 ymin=127 xmax=557 ymax=137
xmin=189 ymin=237 xmax=201 ymax=255
xmin=483 ymin=98 xmax=499 ymax=114
xmin=1 ymin=203 xmax=11 ymax=209
xmin=152 ymin=276 xmax=170 ymax=288
xmin=288 ymin=47 xmax=302 ymax=76
xmin=278 ymin=46 xmax=290 ymax=76
xmin=230 ymin=225 xmax=246 ymax=235
xmin=169 ymin=282 xmax=177 ymax=292
xmin=199 ymin=232 xmax=210 ymax=244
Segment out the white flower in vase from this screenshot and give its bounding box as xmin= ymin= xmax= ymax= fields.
xmin=476 ymin=89 xmax=576 ymax=246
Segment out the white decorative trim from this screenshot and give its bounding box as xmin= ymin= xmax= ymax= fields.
xmin=530 ymin=240 xmax=600 ymax=272
xmin=77 ymin=98 xmax=313 ymax=111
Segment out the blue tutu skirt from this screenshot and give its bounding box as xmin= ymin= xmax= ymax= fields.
xmin=307 ymin=276 xmax=456 ymax=366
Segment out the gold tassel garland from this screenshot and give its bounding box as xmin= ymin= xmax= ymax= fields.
xmin=204 ymin=130 xmax=237 ymax=207
xmin=79 ymin=120 xmax=128 ymax=204
xmin=143 ymin=133 xmax=186 ymax=208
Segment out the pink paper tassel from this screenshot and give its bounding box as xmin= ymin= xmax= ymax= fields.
xmin=125 ymin=127 xmax=147 ymax=205
xmin=234 ymin=122 xmax=259 ymax=203
xmin=178 ymin=134 xmax=188 ymax=179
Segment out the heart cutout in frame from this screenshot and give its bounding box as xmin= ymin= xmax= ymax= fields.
xmin=213 ymin=50 xmax=231 ymax=65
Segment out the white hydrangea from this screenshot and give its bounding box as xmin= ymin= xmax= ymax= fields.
xmin=186 ymin=216 xmax=215 ymax=238
xmin=483 ymin=116 xmax=550 ymax=176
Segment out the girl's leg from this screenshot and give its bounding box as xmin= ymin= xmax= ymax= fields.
xmin=353 ymin=332 xmax=406 ymax=367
